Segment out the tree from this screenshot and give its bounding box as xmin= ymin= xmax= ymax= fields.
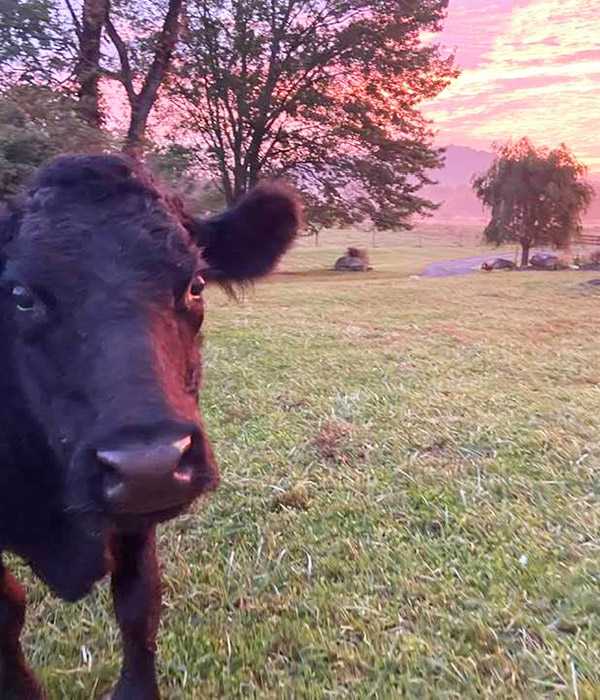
xmin=0 ymin=0 xmax=74 ymax=88
xmin=100 ymin=0 xmax=185 ymax=156
xmin=473 ymin=138 xmax=595 ymax=267
xmin=147 ymin=142 xmax=227 ymax=214
xmin=73 ymin=0 xmax=109 ymax=128
xmin=172 ymin=0 xmax=457 ymax=230
xmin=0 ymin=85 xmax=112 ymax=198
xmin=301 ymin=185 xmax=341 ymax=246
xmin=0 ymin=99 xmax=55 ymax=198
xmin=0 ymin=0 xmax=186 ymax=157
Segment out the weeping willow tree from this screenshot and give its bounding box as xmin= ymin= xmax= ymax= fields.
xmin=473 ymin=138 xmax=595 ymax=267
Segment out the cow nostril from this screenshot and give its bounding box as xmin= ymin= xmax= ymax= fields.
xmin=173 ymin=463 xmax=194 ymax=484
xmin=172 ymin=435 xmax=192 ymax=455
xmin=103 ymin=467 xmax=125 ymax=502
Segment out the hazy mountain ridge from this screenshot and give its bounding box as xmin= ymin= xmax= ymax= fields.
xmin=424 ymin=145 xmax=600 ymax=221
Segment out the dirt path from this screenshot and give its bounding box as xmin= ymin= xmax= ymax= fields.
xmin=421 ymin=254 xmax=507 ymax=278
xmin=421 ymin=250 xmax=563 ymax=278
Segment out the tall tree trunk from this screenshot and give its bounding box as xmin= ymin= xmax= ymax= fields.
xmin=520 ymin=240 xmax=531 ymax=267
xmin=76 ymin=0 xmax=109 ymax=128
xmin=122 ymin=0 xmax=185 ymax=158
xmin=123 ymin=104 xmax=145 ymax=160
xmin=231 ymin=166 xmax=246 ymax=202
xmin=220 ymin=170 xmax=234 ymax=206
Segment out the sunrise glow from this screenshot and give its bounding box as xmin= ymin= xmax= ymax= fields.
xmin=425 ymin=0 xmax=600 ymax=174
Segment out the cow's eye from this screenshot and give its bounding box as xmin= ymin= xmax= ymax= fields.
xmin=188 ymin=275 xmax=205 ymax=300
xmin=12 ymin=285 xmax=35 ymax=312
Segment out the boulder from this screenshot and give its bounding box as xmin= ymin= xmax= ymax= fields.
xmin=334 ymin=247 xmax=372 ymax=271
xmin=529 ymin=254 xmax=562 ymax=270
xmin=482 ymin=258 xmax=516 ymax=271
xmin=334 ymin=255 xmax=369 ymax=271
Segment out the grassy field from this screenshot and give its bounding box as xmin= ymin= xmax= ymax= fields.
xmin=12 ymin=243 xmax=600 ymax=698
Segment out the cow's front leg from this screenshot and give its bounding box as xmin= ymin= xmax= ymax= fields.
xmin=109 ymin=529 xmax=161 ymax=700
xmin=0 ymin=559 xmax=44 ymax=699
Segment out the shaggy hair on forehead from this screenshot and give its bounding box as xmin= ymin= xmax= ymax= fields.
xmin=2 ymin=154 xmax=301 ymax=295
xmin=0 ymin=157 xmax=196 ymax=295
xmin=28 ymin=154 xmax=157 ymax=201
xmin=1 ymin=156 xmax=169 ymax=252
xmin=24 ymin=155 xmax=192 ymax=249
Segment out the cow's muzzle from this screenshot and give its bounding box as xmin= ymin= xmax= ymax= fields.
xmin=97 ymin=432 xmax=206 ymax=515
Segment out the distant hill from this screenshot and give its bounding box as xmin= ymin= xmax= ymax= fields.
xmin=422 ymin=145 xmax=600 ymax=222
xmin=421 ymin=145 xmax=493 ymax=221
xmin=430 ymin=145 xmax=494 ymax=188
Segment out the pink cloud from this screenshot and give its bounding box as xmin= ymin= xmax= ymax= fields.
xmin=425 ymin=0 xmax=600 ymax=174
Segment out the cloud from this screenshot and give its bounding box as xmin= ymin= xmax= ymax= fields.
xmin=425 ymin=0 xmax=600 ymax=173
xmin=431 ymin=3 xmax=512 ymax=69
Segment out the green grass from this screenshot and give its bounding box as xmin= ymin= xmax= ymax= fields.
xmin=13 ymin=245 xmax=600 ymax=698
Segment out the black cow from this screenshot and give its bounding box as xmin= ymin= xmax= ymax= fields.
xmin=0 ymin=155 xmax=299 ymax=698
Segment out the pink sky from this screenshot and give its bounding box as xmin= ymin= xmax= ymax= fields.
xmin=424 ymin=0 xmax=600 ymax=175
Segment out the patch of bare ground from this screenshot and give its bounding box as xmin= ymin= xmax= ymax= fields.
xmin=315 ymin=419 xmax=358 ymax=462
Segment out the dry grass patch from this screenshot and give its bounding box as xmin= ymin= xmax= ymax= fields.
xmin=314 ymin=418 xmax=360 ymax=463
xmin=271 ymin=482 xmax=311 ymax=511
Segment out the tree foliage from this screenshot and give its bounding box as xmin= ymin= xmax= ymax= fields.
xmin=146 ymin=142 xmax=226 ymax=215
xmin=99 ymin=0 xmax=185 ymax=154
xmin=0 ymin=0 xmax=74 ymax=87
xmin=0 ymin=85 xmax=111 ymax=198
xmin=473 ymin=138 xmax=595 ymax=266
xmin=0 ymin=0 xmax=185 ymax=156
xmin=0 ymin=0 xmax=456 ymax=211
xmin=172 ymin=0 xmax=456 ymax=229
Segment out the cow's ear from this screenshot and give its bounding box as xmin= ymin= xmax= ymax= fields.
xmin=184 ymin=184 xmax=300 ymax=284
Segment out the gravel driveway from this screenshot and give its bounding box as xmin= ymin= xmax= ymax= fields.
xmin=420 ymin=250 xmax=565 ymax=278
xmin=421 ymin=254 xmax=510 ymax=278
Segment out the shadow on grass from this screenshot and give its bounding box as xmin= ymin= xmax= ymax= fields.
xmin=274 ymin=269 xmax=395 ymax=282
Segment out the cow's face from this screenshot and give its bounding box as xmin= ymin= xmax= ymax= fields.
xmin=0 ymin=156 xmax=298 ymax=530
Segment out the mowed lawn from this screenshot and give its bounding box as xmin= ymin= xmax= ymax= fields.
xmin=14 ymin=245 xmax=600 ymax=698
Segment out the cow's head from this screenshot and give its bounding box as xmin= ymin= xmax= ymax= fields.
xmin=0 ymin=155 xmax=299 ymax=529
